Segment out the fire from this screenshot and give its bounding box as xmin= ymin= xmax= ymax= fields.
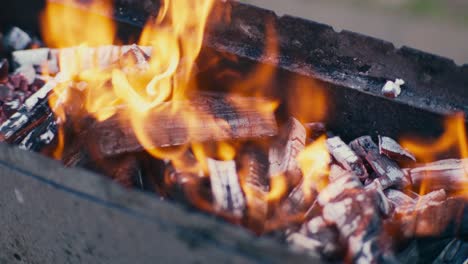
xmin=297 ymin=136 xmax=331 ymax=197
xmin=400 ymin=113 xmax=468 ymax=195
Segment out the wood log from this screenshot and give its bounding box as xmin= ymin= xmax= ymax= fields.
xmin=392 ymin=190 xmax=467 ymax=238
xmin=269 ymin=117 xmax=306 ymax=186
xmin=237 ymin=146 xmax=269 ymax=233
xmin=378 ymin=136 xmax=415 ymax=162
xmin=92 ymin=94 xmax=278 ymax=156
xmin=365 ymin=180 xmax=393 ymax=217
xmin=17 ymin=112 xmax=57 ymax=152
xmin=287 ymin=216 xmax=343 ymax=260
xmin=12 ymin=45 xmax=152 ymax=73
xmin=407 ymin=159 xmax=468 ymax=194
xmin=318 ymin=168 xmax=395 ymax=262
xmin=350 ymin=136 xmax=410 ymax=189
xmin=207 ymin=158 xmax=246 ymax=219
xmin=0 ymin=75 xmax=62 ymax=143
xmin=326 ymin=136 xmax=368 ymax=180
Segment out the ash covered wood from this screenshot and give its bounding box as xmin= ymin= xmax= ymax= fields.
xmin=379 ymin=136 xmax=415 ymax=162
xmin=92 ymin=94 xmax=278 ymax=156
xmin=407 ymin=159 xmax=468 ymax=194
xmin=3 ymin=27 xmax=32 ymax=51
xmin=237 ymin=146 xmax=269 ymax=233
xmin=287 ymin=216 xmax=343 ymax=259
xmin=269 ymin=117 xmax=306 ymax=186
xmin=350 ymin=136 xmax=409 ymax=189
xmin=12 ymin=45 xmax=152 ymax=74
xmin=326 ymin=136 xmax=368 ymax=180
xmin=0 ymin=75 xmax=62 ymax=142
xmin=208 ymin=158 xmax=246 ymax=218
xmin=18 ymin=112 xmax=57 ymax=152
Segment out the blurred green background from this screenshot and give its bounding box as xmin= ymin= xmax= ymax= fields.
xmin=240 ymin=0 xmax=468 ymax=64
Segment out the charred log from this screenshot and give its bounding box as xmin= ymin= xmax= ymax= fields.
xmin=407 ymin=159 xmax=468 ymax=194
xmin=287 ymin=216 xmax=344 ymax=260
xmin=207 ymin=158 xmax=246 ymax=219
xmin=378 ymin=136 xmax=415 ymax=162
xmin=92 ymin=94 xmax=278 ymax=156
xmin=18 ymin=112 xmax=57 ymax=152
xmin=237 ymin=145 xmax=270 ymax=234
xmin=326 ymin=136 xmax=368 ymax=180
xmin=269 ymin=117 xmax=306 ymax=187
xmin=350 ymin=136 xmax=409 ymax=189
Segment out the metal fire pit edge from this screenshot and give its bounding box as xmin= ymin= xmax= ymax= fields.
xmin=0 ymin=142 xmax=317 ymax=263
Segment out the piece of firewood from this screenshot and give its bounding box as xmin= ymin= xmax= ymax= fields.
xmin=379 ymin=136 xmax=415 ymax=162
xmin=391 ymin=189 xmax=467 ymax=238
xmin=237 ymin=146 xmax=269 ymax=234
xmin=207 ymin=158 xmax=246 ymax=219
xmin=350 ymin=136 xmax=409 ymax=189
xmin=365 ymin=180 xmax=393 ymax=217
xmin=287 ymin=216 xmax=344 ymax=260
xmin=18 ymin=112 xmax=57 ymax=152
xmin=326 ymin=136 xmax=368 ymax=180
xmin=12 ymin=45 xmax=152 ymax=73
xmin=0 ymin=75 xmax=62 ymax=143
xmin=269 ymin=117 xmax=306 ymax=186
xmin=318 ymin=168 xmax=395 ymax=262
xmin=92 ymin=94 xmax=278 ymax=156
xmin=407 ymin=159 xmax=468 ymax=194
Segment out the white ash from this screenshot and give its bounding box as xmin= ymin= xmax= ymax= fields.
xmin=381 ymin=78 xmax=405 ymax=98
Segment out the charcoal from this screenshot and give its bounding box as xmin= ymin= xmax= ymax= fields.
xmin=18 ymin=113 xmax=57 ymax=152
xmin=3 ymin=27 xmax=31 ymax=51
xmin=350 ymin=136 xmax=409 ymax=189
xmin=433 ymin=239 xmax=468 ymax=264
xmin=93 ymin=94 xmax=278 ymax=156
xmin=276 ymin=180 xmax=316 ymax=223
xmin=287 ymin=216 xmax=343 ymax=259
xmin=0 ymin=58 xmax=8 ymax=83
xmin=365 ymin=180 xmax=393 ymax=217
xmin=207 ymin=158 xmax=246 ymax=219
xmin=318 ymin=168 xmax=394 ymax=262
xmin=408 ymin=159 xmax=468 ymax=194
xmin=269 ymin=117 xmax=306 ymax=186
xmin=237 ymin=146 xmax=269 ymax=233
xmin=384 ymin=189 xmax=415 ymax=210
xmin=379 ymin=136 xmax=416 ymax=162
xmin=392 ymin=190 xmax=468 ymax=238
xmin=304 ymin=122 xmax=326 ymax=141
xmin=0 ymin=75 xmax=60 ymax=142
xmin=87 ymin=155 xmax=142 ymax=187
xmin=163 ymin=159 xmax=212 ymax=209
xmin=326 ymin=136 xmax=368 ymax=180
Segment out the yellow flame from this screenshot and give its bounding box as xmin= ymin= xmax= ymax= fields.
xmin=297 ymin=136 xmax=331 ymax=197
xmin=400 ymin=113 xmax=468 ymax=196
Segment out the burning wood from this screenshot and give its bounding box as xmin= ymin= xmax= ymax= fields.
xmin=326 ymin=136 xmax=368 ymax=180
xmin=350 ymin=136 xmax=410 ymax=189
xmin=18 ymin=112 xmax=57 ymax=152
xmin=207 ymin=158 xmax=246 ymax=219
xmin=318 ymin=171 xmax=391 ymax=263
xmin=379 ymin=136 xmax=416 ymax=162
xmin=0 ymin=75 xmax=60 ymax=142
xmin=407 ymin=159 xmax=468 ymax=194
xmin=237 ymin=146 xmax=269 ymax=233
xmin=92 ymin=94 xmax=278 ymax=156
xmin=287 ymin=216 xmax=344 ymax=259
xmin=269 ymin=117 xmax=306 ymax=186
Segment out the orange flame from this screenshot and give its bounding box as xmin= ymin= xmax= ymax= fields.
xmin=297 ymin=136 xmax=331 ymax=197
xmin=400 ymin=113 xmax=468 ymax=195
